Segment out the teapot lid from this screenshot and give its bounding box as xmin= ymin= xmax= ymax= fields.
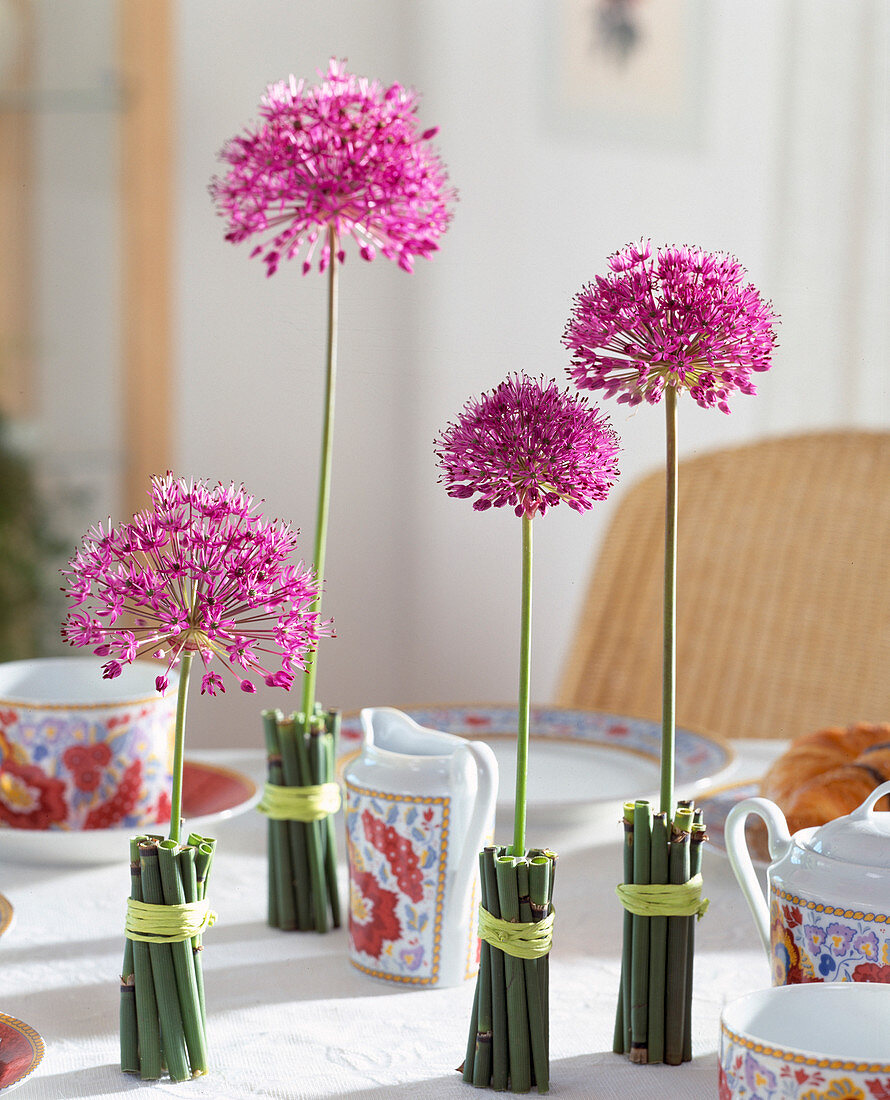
xmin=805 ymin=780 xmax=890 ymax=868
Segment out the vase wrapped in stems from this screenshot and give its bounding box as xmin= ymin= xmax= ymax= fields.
xmin=436 ymin=374 xmax=620 ymax=1092
xmin=565 ymin=241 xmax=778 ymax=1063
xmin=61 ymin=474 xmax=326 ymax=1079
xmin=260 ymin=707 xmax=341 ymax=932
xmin=210 ymin=59 xmax=456 ymax=931
xmin=119 ymin=832 xmax=216 ymax=1080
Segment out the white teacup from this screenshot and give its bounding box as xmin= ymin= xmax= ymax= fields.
xmin=0 ymin=657 xmax=175 ymax=831
xmin=719 ymin=983 xmax=890 ymax=1100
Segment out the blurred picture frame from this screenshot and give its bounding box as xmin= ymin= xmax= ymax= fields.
xmin=543 ymin=0 xmax=708 ymax=148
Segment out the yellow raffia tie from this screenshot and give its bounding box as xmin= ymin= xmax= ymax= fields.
xmin=477 ymin=905 xmax=555 ymax=960
xmin=615 ymin=872 xmax=709 ymax=919
xmin=125 ymin=898 xmax=216 ymax=943
xmin=257 ymin=781 xmax=342 ymax=822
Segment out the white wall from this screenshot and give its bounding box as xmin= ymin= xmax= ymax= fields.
xmin=167 ymin=0 xmax=888 ymax=746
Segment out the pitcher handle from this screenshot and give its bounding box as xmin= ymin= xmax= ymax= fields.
xmin=724 ymin=797 xmax=792 ymax=958
xmin=448 ymin=740 xmax=498 ymax=930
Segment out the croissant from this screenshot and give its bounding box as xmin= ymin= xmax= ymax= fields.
xmin=759 ymin=722 xmax=890 ymax=835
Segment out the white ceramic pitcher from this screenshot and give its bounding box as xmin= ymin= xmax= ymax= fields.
xmin=343 ymin=707 xmax=498 ymax=987
xmin=725 ymin=779 xmax=890 ymax=985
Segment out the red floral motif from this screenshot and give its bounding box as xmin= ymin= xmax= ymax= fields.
xmin=361 ymin=810 xmax=424 ymax=902
xmin=350 ymin=868 xmax=401 ymax=959
xmin=718 ymin=1064 xmax=732 ymax=1100
xmin=154 ymin=788 xmax=172 ymax=824
xmin=63 ymin=743 xmax=112 ymax=792
xmin=83 ymin=760 xmax=143 ymax=829
xmin=852 ymin=963 xmax=890 ymax=983
xmin=783 ymin=902 xmax=802 ymax=928
xmin=0 ymin=707 xmax=18 ymax=728
xmin=867 ymin=1078 xmax=890 ymax=1099
xmin=0 ymin=760 xmax=68 ymax=828
xmin=772 ymin=909 xmax=807 ymax=985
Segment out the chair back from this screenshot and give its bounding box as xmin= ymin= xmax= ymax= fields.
xmin=558 ymin=430 xmax=890 ymax=739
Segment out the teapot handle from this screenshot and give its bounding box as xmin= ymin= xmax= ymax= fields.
xmin=447 ymin=740 xmax=498 ymax=932
xmin=856 ymin=778 xmax=890 ymax=817
xmin=724 ymin=797 xmax=793 ymax=958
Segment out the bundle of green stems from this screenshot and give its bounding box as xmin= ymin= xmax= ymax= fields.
xmin=262 ymin=707 xmax=341 ymax=932
xmin=613 ymin=800 xmax=705 ymax=1065
xmin=120 ymin=832 xmax=216 ymax=1080
xmin=462 ymin=846 xmax=556 ymax=1094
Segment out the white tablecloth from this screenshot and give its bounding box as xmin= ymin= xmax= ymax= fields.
xmin=0 ymin=741 xmax=783 ymax=1099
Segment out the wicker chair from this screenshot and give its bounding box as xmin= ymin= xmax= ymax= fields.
xmin=557 ymin=430 xmax=890 ymax=740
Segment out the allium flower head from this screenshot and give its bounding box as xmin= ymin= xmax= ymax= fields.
xmin=435 ymin=374 xmax=620 ymax=519
xmin=61 ymin=474 xmax=330 ymax=696
xmin=210 ymin=58 xmax=456 ymax=276
xmin=564 ymin=241 xmax=779 ymax=413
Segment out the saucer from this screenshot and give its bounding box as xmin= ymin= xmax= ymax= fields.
xmin=0 ymin=759 xmax=259 ymax=865
xmin=0 ymin=1014 xmax=44 ymax=1092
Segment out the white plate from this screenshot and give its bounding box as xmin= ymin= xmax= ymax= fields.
xmin=340 ymin=705 xmax=733 ymax=825
xmin=0 ymin=759 xmax=260 ymax=866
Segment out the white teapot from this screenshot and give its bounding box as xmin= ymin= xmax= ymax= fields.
xmin=725 ymin=779 xmax=890 ymax=985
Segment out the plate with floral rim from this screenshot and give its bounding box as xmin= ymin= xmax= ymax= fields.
xmin=695 ymin=778 xmax=769 ymax=865
xmin=0 ymin=759 xmax=259 ymax=866
xmin=0 ymin=1014 xmax=44 ymax=1093
xmin=339 ymin=705 xmax=734 ymax=826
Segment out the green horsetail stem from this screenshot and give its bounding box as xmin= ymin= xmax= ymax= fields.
xmin=187 ymin=835 xmax=216 ymax=1027
xmin=647 ymin=812 xmax=670 ymax=1063
xmin=614 ymin=801 xmax=635 ymax=1054
xmin=685 ymin=814 xmax=707 ymax=1062
xmin=484 ymin=846 xmax=509 ymax=1091
xmin=275 ymin=713 xmax=312 ymax=930
xmin=139 ymin=842 xmax=190 ymax=1081
xmin=496 ymin=855 xmax=531 ymax=1094
xmin=664 ymin=807 xmax=693 ymax=1065
xmin=158 ymin=842 xmax=207 ymax=1075
xmin=520 ymin=859 xmax=549 ymax=1093
xmin=472 ymin=851 xmax=494 ymax=1086
xmin=178 ymin=846 xmax=205 ymax=1031
xmin=293 ymin=711 xmax=329 ymax=933
xmin=261 ymin=710 xmax=296 ymax=929
xmin=630 ymin=801 xmax=652 ymax=1064
xmin=120 ymin=839 xmax=140 ymax=1075
xmin=124 ymin=836 xmax=161 ymax=1078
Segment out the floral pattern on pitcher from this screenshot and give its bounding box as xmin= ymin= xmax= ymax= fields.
xmin=771 ymin=890 xmax=890 ymax=986
xmin=345 ymin=784 xmax=450 ymax=984
xmin=720 ymin=1027 xmax=890 ymax=1099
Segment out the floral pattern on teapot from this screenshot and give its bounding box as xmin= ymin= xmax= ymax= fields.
xmin=771 ymin=889 xmax=890 ymax=987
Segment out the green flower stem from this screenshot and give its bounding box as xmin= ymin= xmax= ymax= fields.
xmin=168 ymin=651 xmax=193 ymax=846
xmin=301 ymin=222 xmax=340 ymax=721
xmin=158 ymin=841 xmax=207 ymax=1075
xmin=510 ymin=513 xmax=533 ymax=858
xmin=661 ymin=386 xmax=678 ymax=815
xmin=484 ymin=845 xmax=509 ymax=1090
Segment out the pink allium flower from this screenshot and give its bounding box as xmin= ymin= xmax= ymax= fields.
xmin=61 ymin=474 xmax=329 ymax=696
xmin=564 ymin=241 xmax=779 ymax=413
xmin=435 ymin=374 xmax=620 ymax=519
xmin=210 ymin=58 xmax=456 ymax=276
